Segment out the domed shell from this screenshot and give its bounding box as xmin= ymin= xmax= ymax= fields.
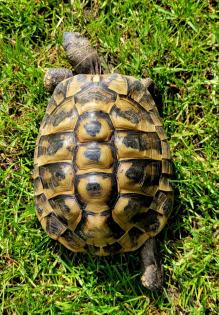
xmin=34 ymin=73 xmax=173 ymax=256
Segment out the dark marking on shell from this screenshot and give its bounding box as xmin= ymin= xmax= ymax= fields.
xmin=154 ymin=190 xmax=174 ymax=216
xmin=112 ymin=105 xmax=140 ymax=124
xmin=123 ymin=194 xmax=153 ymax=215
xmin=125 ymin=160 xmax=161 ymax=187
xmin=35 ymin=193 xmax=47 ymax=216
xmin=54 ymin=81 xmax=67 ymax=100
xmin=37 ymin=145 xmax=45 ymax=157
xmin=143 ymin=161 xmax=161 ymax=187
xmin=79 ymin=110 xmax=113 ymax=121
xmin=47 ymin=138 xmax=63 ymax=156
xmin=122 ymin=133 xmax=141 ymax=150
xmin=106 ymin=215 xmax=125 ymax=239
xmin=51 ymin=108 xmax=74 ymax=127
xmin=39 ymin=163 xmax=69 ymax=189
xmin=55 ymin=170 xmax=65 ymax=181
xmin=85 ymin=210 xmax=98 ymax=216
xmin=100 ymin=209 xmax=111 ymax=216
xmin=86 ymin=244 xmax=100 ymax=255
xmin=61 ymin=229 xmax=85 ymax=248
xmin=163 ymin=198 xmax=173 ymax=215
xmin=84 ymin=120 xmax=101 ymax=137
xmin=36 ymin=205 xmax=43 ymax=216
xmin=61 ymin=229 xmax=74 ymax=241
xmin=57 ymin=215 xmax=68 ymax=226
xmin=74 ymin=211 xmax=88 ymax=241
xmin=49 ymin=195 xmax=74 ymax=215
xmin=126 ymin=78 xmax=143 ymax=95
xmin=103 ymin=242 xmax=122 ymax=254
xmin=122 ymin=132 xmax=161 ymax=152
xmin=125 ymin=160 xmax=146 ymax=182
xmin=128 ymin=227 xmax=143 ymax=245
xmin=138 ymin=92 xmax=153 ymax=106
xmin=86 ymin=182 xmax=102 ymax=196
xmin=107 ymin=174 xmax=118 ymax=208
xmin=74 ymin=83 xmax=117 ymax=105
xmin=132 ymin=209 xmax=160 ymax=232
xmin=76 ymin=110 xmax=114 ymax=135
xmin=40 ymin=114 xmax=50 ymax=129
xmin=84 ymin=146 xmax=101 ymax=161
xmin=34 ymin=177 xmax=42 ymax=192
xmin=37 ymin=133 xmax=74 ymax=157
xmin=46 ymin=213 xmax=65 ymax=236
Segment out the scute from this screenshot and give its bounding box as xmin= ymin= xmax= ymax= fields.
xmin=34 ymin=74 xmax=173 ymax=255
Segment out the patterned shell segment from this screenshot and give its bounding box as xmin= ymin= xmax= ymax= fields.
xmin=34 ymin=73 xmax=173 ymax=256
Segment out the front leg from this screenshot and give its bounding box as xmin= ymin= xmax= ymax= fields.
xmin=44 ymin=68 xmax=73 ymax=92
xmin=141 ymin=237 xmax=163 ymax=290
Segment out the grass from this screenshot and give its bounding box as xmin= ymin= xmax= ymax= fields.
xmin=0 ymin=0 xmax=218 ymax=314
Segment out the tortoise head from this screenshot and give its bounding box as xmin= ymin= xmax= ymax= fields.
xmin=63 ymin=32 xmax=101 ymax=75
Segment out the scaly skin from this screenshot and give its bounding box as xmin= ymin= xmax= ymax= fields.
xmin=141 ymin=238 xmax=163 ymax=290
xmin=44 ymin=68 xmax=73 ymax=92
xmin=63 ymin=32 xmax=101 ymax=74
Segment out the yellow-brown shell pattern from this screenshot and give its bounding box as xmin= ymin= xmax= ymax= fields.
xmin=34 ymin=73 xmax=173 ymax=255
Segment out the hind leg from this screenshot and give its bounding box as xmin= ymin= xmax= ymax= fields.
xmin=140 ymin=237 xmax=163 ymax=290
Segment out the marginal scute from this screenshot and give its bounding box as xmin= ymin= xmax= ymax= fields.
xmin=155 ymin=125 xmax=168 ymax=140
xmin=34 ymin=74 xmax=173 ymax=255
xmin=138 ymin=92 xmax=156 ymax=111
xmin=161 ymin=141 xmax=171 ymax=159
xmin=53 ymin=80 xmax=68 ymax=104
xmin=45 ymin=98 xmax=57 ymax=115
xmin=150 ymin=190 xmax=174 ymax=215
xmin=42 ymin=212 xmax=67 ymax=240
xmin=59 ymin=229 xmax=86 ymax=252
xmin=35 ymin=193 xmax=53 ymax=218
xmin=159 ymin=175 xmax=173 ymax=192
xmin=162 ymin=159 xmax=172 ymax=175
xmin=103 ymin=242 xmax=123 ymax=254
xmin=34 ymin=177 xmax=44 ymax=196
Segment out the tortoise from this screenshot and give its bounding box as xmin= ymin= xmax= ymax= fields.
xmin=34 ymin=32 xmax=173 ymax=290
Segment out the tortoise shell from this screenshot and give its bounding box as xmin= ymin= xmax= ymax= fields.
xmin=34 ymin=73 xmax=173 ymax=256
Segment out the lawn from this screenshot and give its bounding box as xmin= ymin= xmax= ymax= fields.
xmin=0 ymin=0 xmax=218 ymax=314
